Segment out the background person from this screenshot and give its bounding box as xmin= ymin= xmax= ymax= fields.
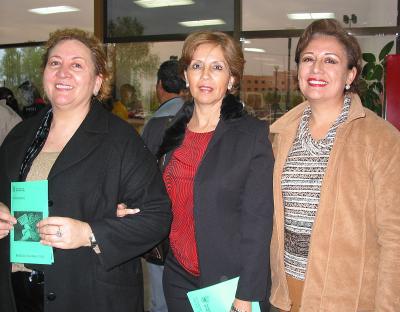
xmin=142 ymin=59 xmax=186 ymax=154
xmin=122 ymin=30 xmax=274 ymax=312
xmin=17 ymin=80 xmax=46 ymax=119
xmin=0 ymin=87 xmax=22 ymax=117
xmin=112 ymin=83 xmax=143 ymax=120
xmin=0 ymin=28 xmax=171 ymax=312
xmin=112 ymin=83 xmax=131 ymax=120
xmin=0 ymin=87 xmax=22 ymax=146
xmin=269 ymin=19 xmax=400 ymax=312
xmin=0 ymin=98 xmax=22 ymax=146
xmin=140 ymin=58 xmax=186 ymax=312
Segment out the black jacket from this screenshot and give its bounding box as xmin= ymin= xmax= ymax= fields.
xmin=0 ymin=103 xmax=171 ymax=312
xmin=160 ymin=95 xmax=274 ymax=302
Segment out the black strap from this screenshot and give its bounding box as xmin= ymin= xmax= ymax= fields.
xmin=18 ymin=109 xmax=53 ymax=181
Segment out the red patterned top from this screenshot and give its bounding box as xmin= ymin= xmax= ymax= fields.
xmin=163 ymin=128 xmax=214 ymax=276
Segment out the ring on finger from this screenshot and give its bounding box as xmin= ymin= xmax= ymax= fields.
xmin=56 ymin=226 xmax=62 ymax=238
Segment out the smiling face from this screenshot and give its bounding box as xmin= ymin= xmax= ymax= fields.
xmin=43 ymin=39 xmax=102 ymax=112
xmin=185 ymin=43 xmax=234 ymax=108
xmin=298 ymin=35 xmax=356 ymax=106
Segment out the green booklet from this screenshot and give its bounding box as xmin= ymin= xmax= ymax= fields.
xmin=10 ymin=180 xmax=54 ymax=265
xmin=187 ymin=277 xmax=261 ymax=312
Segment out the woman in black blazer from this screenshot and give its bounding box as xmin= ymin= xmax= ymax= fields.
xmin=121 ymin=30 xmax=274 ymax=312
xmin=0 ymin=29 xmax=171 ymax=312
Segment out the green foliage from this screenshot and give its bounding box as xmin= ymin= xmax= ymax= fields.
xmin=21 ymin=47 xmax=45 ymax=92
xmin=0 ymin=46 xmax=44 ymax=96
xmin=264 ymin=91 xmax=275 ymax=105
xmin=107 ymin=16 xmax=159 ymax=103
xmin=108 ymin=16 xmax=144 ymax=37
xmin=290 ymin=92 xmax=304 ymax=109
xmin=359 ymin=41 xmax=394 ymax=116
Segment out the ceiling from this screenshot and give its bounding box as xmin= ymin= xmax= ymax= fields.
xmin=0 ymin=0 xmax=94 ymax=45
xmin=0 ymin=0 xmax=397 ymax=46
xmin=0 ymin=0 xmax=397 ymax=77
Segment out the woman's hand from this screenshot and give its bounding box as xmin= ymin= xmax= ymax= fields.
xmin=116 ymin=203 xmax=140 ymax=218
xmin=231 ymin=298 xmax=252 ymax=312
xmin=37 ymin=217 xmax=92 ymax=249
xmin=0 ymin=202 xmax=17 ymax=239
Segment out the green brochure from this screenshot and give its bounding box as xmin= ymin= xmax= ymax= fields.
xmin=10 ymin=180 xmax=54 ymax=265
xmin=187 ymin=277 xmax=261 ymax=312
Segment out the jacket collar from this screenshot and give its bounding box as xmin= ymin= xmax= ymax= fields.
xmin=48 ymin=100 xmax=108 ymax=179
xmin=270 ymin=93 xmax=366 ymax=135
xmin=157 ymin=94 xmax=245 ymax=158
xmin=5 ymin=100 xmax=109 ymax=181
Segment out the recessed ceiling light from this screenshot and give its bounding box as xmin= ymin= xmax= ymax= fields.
xmin=240 ymin=38 xmax=251 ymax=44
xmin=134 ymin=0 xmax=194 ymax=8
xmin=179 ymin=19 xmax=226 ymax=27
xmin=287 ymin=12 xmax=335 ymax=20
xmin=29 ymin=6 xmax=80 ymax=15
xmin=244 ymin=48 xmax=266 ymax=53
xmin=311 ymin=13 xmax=335 ymax=19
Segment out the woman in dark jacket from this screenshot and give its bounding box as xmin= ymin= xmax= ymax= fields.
xmin=122 ymin=30 xmax=274 ymax=312
xmin=0 ymin=28 xmax=171 ymax=312
xmin=162 ymin=30 xmax=274 ymax=312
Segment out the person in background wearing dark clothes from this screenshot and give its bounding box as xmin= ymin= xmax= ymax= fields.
xmin=17 ymin=80 xmax=46 ymax=119
xmin=0 ymin=87 xmax=22 ymax=117
xmin=120 ymin=30 xmax=274 ymax=312
xmin=0 ymin=87 xmax=22 ymax=145
xmin=0 ymin=28 xmax=171 ymax=312
xmin=142 ymin=59 xmax=186 ymax=154
xmin=0 ymin=99 xmax=22 ymax=146
xmin=140 ymin=59 xmax=186 ymax=312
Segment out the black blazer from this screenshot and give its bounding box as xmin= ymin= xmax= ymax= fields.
xmin=0 ymin=103 xmax=171 ymax=312
xmin=160 ymin=95 xmax=274 ymax=302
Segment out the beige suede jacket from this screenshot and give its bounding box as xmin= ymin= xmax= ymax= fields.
xmin=269 ymin=93 xmax=400 ymax=312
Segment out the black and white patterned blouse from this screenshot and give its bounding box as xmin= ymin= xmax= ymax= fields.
xmin=282 ymin=95 xmax=351 ymax=281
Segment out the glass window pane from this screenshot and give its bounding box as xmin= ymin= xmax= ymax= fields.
xmin=241 ymin=38 xmax=300 ymax=124
xmin=241 ymin=33 xmax=398 ymax=123
xmin=0 ymin=46 xmax=47 ymax=119
xmin=108 ymin=41 xmax=183 ymax=131
xmin=106 ymin=0 xmax=234 ymax=39
xmin=243 ymin=0 xmax=398 ymax=30
xmin=0 ymin=46 xmax=44 ymax=100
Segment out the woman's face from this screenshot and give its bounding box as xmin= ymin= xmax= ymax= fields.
xmin=43 ymin=39 xmax=102 ymax=111
xmin=185 ymin=43 xmax=234 ymax=107
xmin=298 ymin=35 xmax=356 ymax=105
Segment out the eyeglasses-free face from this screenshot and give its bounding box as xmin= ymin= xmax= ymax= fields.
xmin=185 ymin=43 xmax=234 ymax=108
xmin=297 ymin=35 xmax=356 ymax=107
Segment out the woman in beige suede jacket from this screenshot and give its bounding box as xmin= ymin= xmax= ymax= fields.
xmin=269 ymin=19 xmax=400 ymax=312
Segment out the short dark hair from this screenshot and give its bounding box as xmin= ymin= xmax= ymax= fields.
xmin=157 ymin=60 xmax=186 ymax=94
xmin=42 ymin=28 xmax=111 ymax=100
xmin=295 ymin=19 xmax=362 ymax=93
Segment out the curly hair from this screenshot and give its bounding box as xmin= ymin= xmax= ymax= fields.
xmin=42 ymin=28 xmax=111 ymax=101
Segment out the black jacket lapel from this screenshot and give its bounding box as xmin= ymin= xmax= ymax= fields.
xmin=48 ymin=103 xmax=108 ymax=180
xmin=158 ymin=94 xmax=246 ymax=163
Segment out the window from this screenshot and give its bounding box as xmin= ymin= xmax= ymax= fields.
xmin=106 ymin=0 xmax=234 ymax=39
